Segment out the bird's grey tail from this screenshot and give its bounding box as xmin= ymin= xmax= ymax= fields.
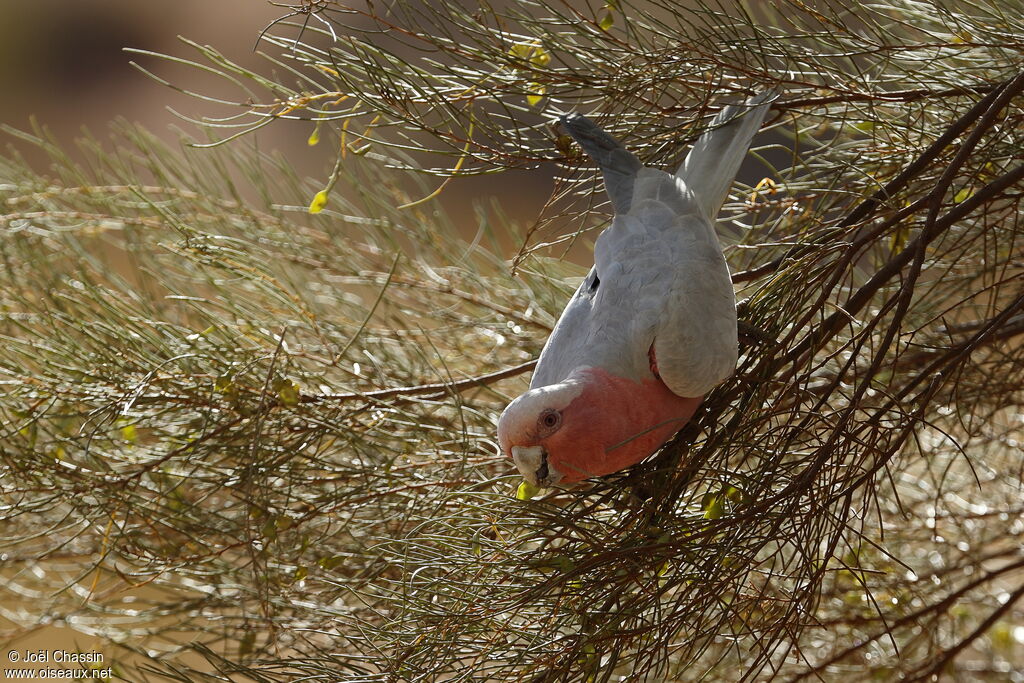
xmin=560 ymin=112 xmax=643 ymax=214
xmin=676 ymin=91 xmax=774 ymax=221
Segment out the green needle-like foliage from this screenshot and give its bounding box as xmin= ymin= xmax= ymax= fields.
xmin=2 ymin=1 xmax=1024 ymax=681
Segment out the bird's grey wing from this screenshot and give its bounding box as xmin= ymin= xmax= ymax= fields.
xmin=648 ymin=207 xmax=738 ymax=398
xmin=586 ymin=194 xmax=738 ymax=399
xmin=529 ymin=266 xmax=602 ymax=389
xmin=530 ymin=216 xmax=669 ymax=391
xmin=531 ymin=187 xmax=717 ymax=394
xmin=676 ymin=92 xmax=774 ymax=221
xmin=560 ymin=112 xmax=643 ymax=214
xmin=529 ymin=113 xmax=647 ymax=390
xmin=645 ymin=93 xmax=772 ymax=395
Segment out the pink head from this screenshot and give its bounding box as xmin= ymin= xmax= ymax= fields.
xmin=497 ymin=366 xmax=702 ymax=487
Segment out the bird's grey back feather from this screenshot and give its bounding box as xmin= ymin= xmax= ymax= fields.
xmin=676 ymin=91 xmax=774 ymax=221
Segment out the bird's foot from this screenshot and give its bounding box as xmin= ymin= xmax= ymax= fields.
xmin=737 ymin=319 xmax=775 ymax=348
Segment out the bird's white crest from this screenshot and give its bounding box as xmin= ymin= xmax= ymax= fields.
xmin=497 ymin=372 xmax=586 ymax=445
xmin=498 ymin=372 xmax=590 ymax=486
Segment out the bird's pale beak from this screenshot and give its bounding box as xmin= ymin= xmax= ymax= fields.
xmin=511 ymin=445 xmax=559 ymax=487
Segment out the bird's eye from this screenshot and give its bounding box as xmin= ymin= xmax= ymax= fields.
xmin=539 ymin=409 xmax=561 ymax=430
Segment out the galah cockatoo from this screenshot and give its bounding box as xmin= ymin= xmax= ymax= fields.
xmin=498 ymin=93 xmax=772 ymax=488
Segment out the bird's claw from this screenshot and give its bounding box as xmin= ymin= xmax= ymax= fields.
xmin=737 ymin=319 xmax=775 ymax=348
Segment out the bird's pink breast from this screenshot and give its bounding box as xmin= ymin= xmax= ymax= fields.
xmin=547 ymin=366 xmax=702 ymax=482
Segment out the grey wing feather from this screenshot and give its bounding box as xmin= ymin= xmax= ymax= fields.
xmin=654 ymin=93 xmax=773 ymax=395
xmin=560 ymin=113 xmax=643 ymax=214
xmin=676 ymin=91 xmax=775 ymax=221
xmin=651 ymin=211 xmax=738 ymax=397
xmin=529 ymin=267 xmax=598 ymax=389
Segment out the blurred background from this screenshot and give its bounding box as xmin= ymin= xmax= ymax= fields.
xmin=0 ymin=1 xmax=318 ymax=169
xmin=0 ymin=0 xmax=552 ymax=229
xmin=0 ymin=2 xmax=292 ymax=668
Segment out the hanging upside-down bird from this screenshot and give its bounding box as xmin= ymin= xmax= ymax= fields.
xmin=497 ymin=93 xmax=773 ymax=488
